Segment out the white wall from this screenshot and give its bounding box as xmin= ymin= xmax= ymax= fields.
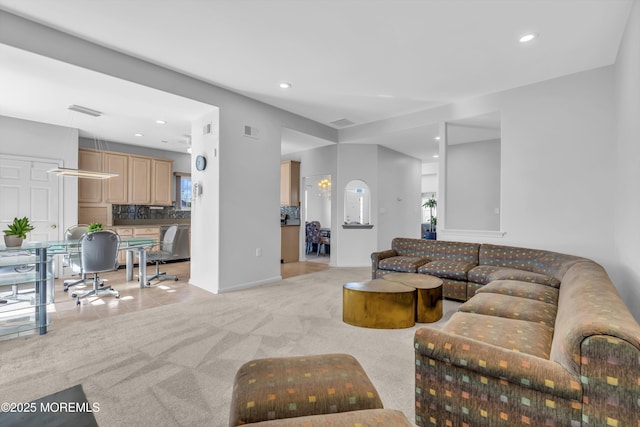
xmin=190 ymin=111 xmax=220 ymax=293
xmin=445 ymin=139 xmax=500 ymax=231
xmin=336 ymin=144 xmax=378 ymax=266
xmin=0 ymin=115 xmax=78 ymax=237
xmin=613 ymin=0 xmax=640 ymax=321
xmin=377 ymin=146 xmax=422 ymax=247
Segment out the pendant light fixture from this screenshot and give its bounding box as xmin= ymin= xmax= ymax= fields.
xmin=48 ymin=105 xmax=118 ymax=179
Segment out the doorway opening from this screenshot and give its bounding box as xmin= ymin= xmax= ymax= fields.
xmin=303 ymin=174 xmax=331 ymax=264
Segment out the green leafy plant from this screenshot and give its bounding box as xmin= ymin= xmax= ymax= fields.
xmin=3 ymin=216 xmax=34 ymax=239
xmin=422 ymin=195 xmax=437 ymax=232
xmin=87 ymin=222 xmax=104 ymax=233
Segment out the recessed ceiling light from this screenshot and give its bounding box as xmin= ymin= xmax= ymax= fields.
xmin=519 ymin=33 xmax=537 ymax=43
xmin=134 ymin=133 xmax=144 ymax=137
xmin=434 ymin=136 xmax=440 ymax=141
xmin=156 ymin=120 xmax=166 ymax=125
xmin=279 ymin=82 xmax=292 ymax=89
xmin=433 ymin=154 xmax=439 ymax=158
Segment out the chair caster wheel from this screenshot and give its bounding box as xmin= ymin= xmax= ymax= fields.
xmin=71 ymin=293 xmax=77 ymax=298
xmin=63 ymin=288 xmax=69 ymax=292
xmin=115 ymin=295 xmax=120 ymax=299
xmin=174 ymin=278 xmax=179 ymax=281
xmin=76 ymin=300 xmax=81 ymax=306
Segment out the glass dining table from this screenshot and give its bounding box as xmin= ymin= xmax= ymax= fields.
xmin=0 ymin=237 xmax=157 ymax=336
xmin=44 ymin=236 xmax=157 ymax=285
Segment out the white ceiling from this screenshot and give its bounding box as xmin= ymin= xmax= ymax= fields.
xmin=0 ymin=0 xmax=633 ymax=160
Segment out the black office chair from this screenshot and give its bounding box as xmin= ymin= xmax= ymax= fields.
xmin=71 ymin=230 xmax=120 ymax=306
xmin=63 ymin=224 xmax=93 ymax=292
xmin=145 ymin=225 xmax=179 ymax=286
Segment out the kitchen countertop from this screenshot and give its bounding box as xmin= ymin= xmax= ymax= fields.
xmin=113 ymin=219 xmax=190 ymax=226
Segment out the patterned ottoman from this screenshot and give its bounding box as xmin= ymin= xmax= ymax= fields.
xmin=229 ymin=354 xmax=384 ymax=426
xmin=239 ymin=408 xmax=413 ymax=426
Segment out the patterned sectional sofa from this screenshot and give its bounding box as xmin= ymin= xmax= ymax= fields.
xmin=371 ymin=237 xmax=585 ymax=301
xmin=371 ymin=238 xmax=640 ymax=425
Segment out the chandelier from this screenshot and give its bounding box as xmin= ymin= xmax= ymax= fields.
xmin=317 ymin=178 xmax=331 ymax=198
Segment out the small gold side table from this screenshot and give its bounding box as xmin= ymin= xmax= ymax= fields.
xmin=343 ymin=280 xmax=415 ymax=329
xmin=383 ymin=273 xmax=443 ymax=323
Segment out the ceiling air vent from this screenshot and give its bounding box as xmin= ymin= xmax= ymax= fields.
xmin=68 ymin=104 xmax=102 ymax=117
xmin=330 ymin=118 xmax=355 ymax=128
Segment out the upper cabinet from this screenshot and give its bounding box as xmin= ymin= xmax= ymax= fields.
xmin=151 ymin=159 xmax=173 ymax=205
xmin=128 ymin=155 xmax=152 ymax=205
xmin=103 ymin=152 xmax=128 ymax=204
xmin=78 ymin=148 xmax=173 ymax=206
xmin=78 ymin=149 xmax=103 ymax=203
xmin=280 ymin=160 xmax=300 ymax=207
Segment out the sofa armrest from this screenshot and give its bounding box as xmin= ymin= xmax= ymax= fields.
xmin=414 ymin=327 xmax=580 ymax=401
xmin=371 ymin=249 xmax=397 ymax=278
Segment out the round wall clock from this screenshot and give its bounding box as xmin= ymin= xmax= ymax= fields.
xmin=195 ymin=155 xmax=207 ymax=171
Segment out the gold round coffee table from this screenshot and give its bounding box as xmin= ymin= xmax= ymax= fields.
xmin=383 ymin=273 xmax=443 ymax=323
xmin=343 ymin=279 xmax=415 ymax=329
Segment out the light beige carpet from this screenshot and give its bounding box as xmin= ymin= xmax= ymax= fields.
xmin=0 ymin=267 xmax=459 ymax=427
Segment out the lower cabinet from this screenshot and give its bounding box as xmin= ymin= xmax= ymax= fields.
xmin=134 ymin=227 xmax=160 ymax=265
xmin=281 ymin=226 xmax=300 ymax=263
xmin=110 ymin=227 xmax=133 ymax=266
xmin=109 ymin=226 xmax=159 ymax=266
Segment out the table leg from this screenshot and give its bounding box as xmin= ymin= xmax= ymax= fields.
xmin=138 ymin=247 xmax=147 ymax=288
xmin=35 ymin=247 xmax=48 ymax=335
xmin=126 ymin=249 xmax=134 ymax=281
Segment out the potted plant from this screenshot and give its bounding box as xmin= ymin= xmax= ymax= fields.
xmin=87 ymin=222 xmax=104 ymax=233
xmin=422 ymin=195 xmax=437 ymax=240
xmin=3 ymin=216 xmax=34 ymax=247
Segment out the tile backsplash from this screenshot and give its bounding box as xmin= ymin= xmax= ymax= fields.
xmin=281 ymin=206 xmax=300 ymax=221
xmin=112 ymin=204 xmax=191 ymax=221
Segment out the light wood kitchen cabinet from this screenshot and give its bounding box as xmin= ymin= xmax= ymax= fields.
xmin=281 ymin=225 xmax=300 ymax=263
xmin=280 ymin=160 xmax=300 ymax=207
xmin=103 ymin=152 xmax=128 ymax=204
xmin=110 ymin=226 xmax=133 ymax=265
xmin=128 ymin=156 xmax=152 ymax=205
xmin=78 ymin=149 xmax=103 ymax=203
xmin=78 ymin=205 xmax=109 ymax=226
xmin=151 ymin=159 xmax=173 ymax=205
xmin=78 ymin=148 xmax=175 ymax=225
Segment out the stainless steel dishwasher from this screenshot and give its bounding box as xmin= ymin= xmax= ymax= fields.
xmin=160 ymin=224 xmax=190 ymax=260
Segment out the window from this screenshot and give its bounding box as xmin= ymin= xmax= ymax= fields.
xmin=174 ymin=173 xmax=192 ymax=210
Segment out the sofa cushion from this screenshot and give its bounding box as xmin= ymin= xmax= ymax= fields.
xmin=478 ymin=244 xmax=585 ymax=281
xmin=424 ymin=240 xmax=480 ymax=263
xmin=458 ymin=293 xmax=557 ymax=327
xmin=442 ymin=312 xmax=554 ymax=359
xmin=391 ymin=237 xmax=434 ymax=257
xmin=242 ymin=409 xmax=413 ymax=426
xmin=468 ymin=265 xmax=560 ymax=287
xmin=378 ymin=256 xmax=430 ymax=273
xmin=476 ymin=280 xmax=559 ymax=305
xmin=417 ymin=260 xmax=477 ymax=281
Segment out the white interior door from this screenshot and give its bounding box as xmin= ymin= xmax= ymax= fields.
xmin=0 ymin=156 xmax=60 ymax=243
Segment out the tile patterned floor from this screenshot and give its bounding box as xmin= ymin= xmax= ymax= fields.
xmin=49 ymin=260 xmax=330 ymax=332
